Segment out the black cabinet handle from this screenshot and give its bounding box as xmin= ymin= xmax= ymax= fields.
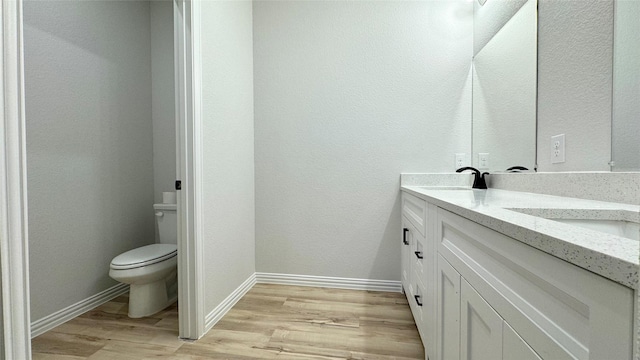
xmin=403 ymin=228 xmax=409 ymax=245
xmin=414 ymin=251 xmax=423 ymax=259
xmin=414 ymin=294 xmax=423 ymax=306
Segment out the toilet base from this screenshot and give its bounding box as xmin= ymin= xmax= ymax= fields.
xmin=128 ymin=272 xmax=177 ymax=318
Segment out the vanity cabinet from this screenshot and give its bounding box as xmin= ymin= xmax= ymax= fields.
xmin=401 ymin=192 xmax=437 ymax=360
xmin=437 ymin=254 xmax=541 ymax=360
xmin=401 ymin=190 xmax=635 ymax=360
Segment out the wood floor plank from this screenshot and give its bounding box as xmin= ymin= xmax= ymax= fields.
xmin=268 ymin=328 xmax=424 ymax=359
xmin=250 ymin=284 xmax=408 ymax=306
xmin=33 ymin=284 xmax=424 ymax=359
xmin=97 ymin=339 xmax=179 ymax=357
xmin=282 ymin=297 xmax=415 ymax=321
xmin=176 ymin=341 xmax=281 ymax=359
xmin=215 ymin=308 xmax=360 ymax=333
xmin=32 ymin=354 xmax=86 ymax=360
xmin=32 ymin=332 xmax=106 ymax=358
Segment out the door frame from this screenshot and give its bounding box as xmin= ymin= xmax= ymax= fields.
xmin=0 ymin=0 xmax=32 ymax=358
xmin=0 ymin=1 xmax=206 ymax=358
xmin=174 ymin=0 xmax=205 ymax=340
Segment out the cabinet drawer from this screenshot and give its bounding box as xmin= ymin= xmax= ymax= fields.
xmin=413 ymin=230 xmax=425 ymax=279
xmin=408 ymin=273 xmax=426 ymax=339
xmin=436 ymin=208 xmax=634 ymax=360
xmin=401 ymin=217 xmax=414 ymax=292
xmin=402 ymin=192 xmax=427 ymax=237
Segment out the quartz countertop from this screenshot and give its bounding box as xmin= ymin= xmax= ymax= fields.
xmin=401 ymin=185 xmax=640 ymax=288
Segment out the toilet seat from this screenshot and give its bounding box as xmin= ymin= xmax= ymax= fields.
xmin=110 ymin=244 xmax=177 ymax=270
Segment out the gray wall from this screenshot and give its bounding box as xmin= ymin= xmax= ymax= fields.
xmin=201 ymin=0 xmax=256 ymax=314
xmin=537 ymin=0 xmax=613 ymax=171
xmin=254 ymin=1 xmax=472 ymax=280
xmin=24 ymin=1 xmax=155 ymax=322
xmin=151 ymin=1 xmax=177 ymax=205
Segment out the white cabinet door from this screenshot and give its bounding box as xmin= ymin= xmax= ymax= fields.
xmin=436 ymin=255 xmax=460 ymax=360
xmin=503 ymin=322 xmax=541 ymax=360
xmin=409 ymin=275 xmax=426 ymax=335
xmin=460 ymin=279 xmax=503 ymax=360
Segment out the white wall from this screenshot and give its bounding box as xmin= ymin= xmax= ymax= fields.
xmin=536 ymin=0 xmax=613 ymax=171
xmin=24 ymin=1 xmax=155 ymax=321
xmin=151 ymin=1 xmax=176 ymax=205
xmin=473 ymin=0 xmax=527 ymax=56
xmin=612 ymin=0 xmax=640 ymax=172
xmin=200 ymin=1 xmax=256 ymax=314
xmin=254 ymin=1 xmax=472 ymax=280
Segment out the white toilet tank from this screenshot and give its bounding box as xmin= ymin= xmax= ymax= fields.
xmin=154 ymin=204 xmax=177 ymax=244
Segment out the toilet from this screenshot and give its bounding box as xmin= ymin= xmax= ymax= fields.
xmin=109 ymin=203 xmax=178 ymax=318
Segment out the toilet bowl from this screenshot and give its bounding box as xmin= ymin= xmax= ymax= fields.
xmin=109 ymin=203 xmax=178 ymax=318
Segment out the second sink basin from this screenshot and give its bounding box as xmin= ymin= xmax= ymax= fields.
xmin=506 ymin=208 xmax=640 ymax=241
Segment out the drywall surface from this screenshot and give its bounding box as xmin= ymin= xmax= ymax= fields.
xmin=612 ymin=0 xmax=640 ymax=172
xmin=151 ymin=1 xmax=176 ymax=205
xmin=200 ymin=0 xmax=256 ymax=313
xmin=254 ymin=1 xmax=472 ymax=280
xmin=537 ymin=0 xmax=613 ymax=171
xmin=24 ymin=1 xmax=154 ymax=321
xmin=473 ymin=0 xmax=527 ymax=55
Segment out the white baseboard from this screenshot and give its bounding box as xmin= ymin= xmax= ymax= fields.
xmin=255 ymin=272 xmax=402 ymax=293
xmin=31 ymin=283 xmax=129 ymax=338
xmin=204 ymin=273 xmax=256 ymax=333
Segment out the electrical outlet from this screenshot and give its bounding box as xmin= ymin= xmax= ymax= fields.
xmin=478 ymin=153 xmax=489 ymax=169
xmin=551 ymin=134 xmax=565 ymax=164
xmin=455 ymin=153 xmax=466 ymax=169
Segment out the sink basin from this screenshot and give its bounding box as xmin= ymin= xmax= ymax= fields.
xmin=550 ymin=218 xmax=639 ymax=240
xmin=506 ymin=208 xmax=640 ymax=241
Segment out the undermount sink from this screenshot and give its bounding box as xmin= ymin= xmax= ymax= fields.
xmin=551 ymin=218 xmax=639 ymax=240
xmin=506 ymin=208 xmax=640 ymax=241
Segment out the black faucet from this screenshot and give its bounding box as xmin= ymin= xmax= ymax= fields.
xmin=456 ymin=167 xmax=489 ymax=189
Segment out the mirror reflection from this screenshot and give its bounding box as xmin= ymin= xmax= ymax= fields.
xmin=612 ymin=0 xmax=640 ymax=171
xmin=471 ymin=0 xmax=537 ymax=172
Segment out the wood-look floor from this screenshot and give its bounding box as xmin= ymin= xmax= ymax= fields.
xmin=32 ymin=284 xmax=425 ymax=359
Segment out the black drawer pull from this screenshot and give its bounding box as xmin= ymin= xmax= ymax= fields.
xmin=403 ymin=228 xmax=409 ymax=245
xmin=414 ymin=251 xmax=423 ymax=259
xmin=414 ymin=294 xmax=423 ymax=306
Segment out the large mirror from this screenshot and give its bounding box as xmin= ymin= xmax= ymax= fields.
xmin=612 ymin=0 xmax=640 ymax=171
xmin=472 ymin=0 xmax=640 ymax=173
xmin=471 ymin=0 xmax=537 ymax=172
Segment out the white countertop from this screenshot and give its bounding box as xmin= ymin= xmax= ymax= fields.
xmin=401 ymin=185 xmax=640 ymax=288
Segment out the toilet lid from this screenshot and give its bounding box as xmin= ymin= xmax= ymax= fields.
xmin=110 ymin=244 xmax=177 ymax=270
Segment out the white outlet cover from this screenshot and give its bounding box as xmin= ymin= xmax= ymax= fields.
xmin=478 ymin=153 xmax=489 ymax=169
xmin=455 ymin=153 xmax=466 ymax=169
xmin=551 ymin=134 xmax=565 ymax=164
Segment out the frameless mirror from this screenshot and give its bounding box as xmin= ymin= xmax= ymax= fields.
xmin=471 ymin=0 xmax=537 ymax=172
xmin=611 ymin=0 xmax=640 ymax=171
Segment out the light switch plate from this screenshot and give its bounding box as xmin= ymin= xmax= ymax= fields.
xmin=551 ymin=134 xmax=565 ymax=164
